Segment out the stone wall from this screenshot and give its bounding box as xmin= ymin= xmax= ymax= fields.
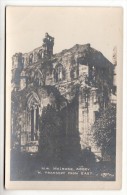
xmin=11 ymin=42 xmax=114 ymax=157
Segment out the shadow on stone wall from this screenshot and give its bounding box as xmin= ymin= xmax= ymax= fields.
xmin=38 ymin=94 xmax=81 ymax=167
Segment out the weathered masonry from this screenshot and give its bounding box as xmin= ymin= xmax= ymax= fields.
xmin=11 ymin=33 xmax=116 ymax=157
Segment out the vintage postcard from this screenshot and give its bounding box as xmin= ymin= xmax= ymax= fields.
xmin=5 ymin=6 xmax=123 ymax=190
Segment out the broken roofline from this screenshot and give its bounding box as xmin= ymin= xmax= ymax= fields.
xmin=12 ymin=42 xmax=114 ymax=70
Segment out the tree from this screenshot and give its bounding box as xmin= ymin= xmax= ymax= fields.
xmin=39 ymin=105 xmax=65 ymax=165
xmin=92 ymin=103 xmax=116 ymax=161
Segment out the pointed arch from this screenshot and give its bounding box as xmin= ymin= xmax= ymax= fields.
xmin=35 ymin=68 xmax=43 ymax=78
xmin=27 ymin=91 xmax=40 ymax=110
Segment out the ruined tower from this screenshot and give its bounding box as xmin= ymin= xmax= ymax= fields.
xmin=11 ymin=35 xmax=114 ymax=158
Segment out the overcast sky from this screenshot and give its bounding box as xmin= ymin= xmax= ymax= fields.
xmin=6 ymin=7 xmax=123 ymax=65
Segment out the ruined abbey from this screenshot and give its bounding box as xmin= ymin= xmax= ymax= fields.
xmin=11 ymin=33 xmax=116 ymax=161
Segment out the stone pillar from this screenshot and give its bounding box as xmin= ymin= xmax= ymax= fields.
xmin=27 ymin=112 xmax=31 ymax=142
xmin=34 ymin=106 xmax=36 ymax=140
xmin=31 ymin=108 xmax=34 ymax=141
xmin=36 ymin=107 xmax=39 ymax=139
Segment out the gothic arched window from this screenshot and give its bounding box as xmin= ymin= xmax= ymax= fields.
xmin=54 ymin=63 xmax=64 ymax=82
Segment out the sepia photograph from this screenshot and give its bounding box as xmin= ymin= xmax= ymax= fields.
xmin=5 ymin=6 xmax=123 ymax=190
